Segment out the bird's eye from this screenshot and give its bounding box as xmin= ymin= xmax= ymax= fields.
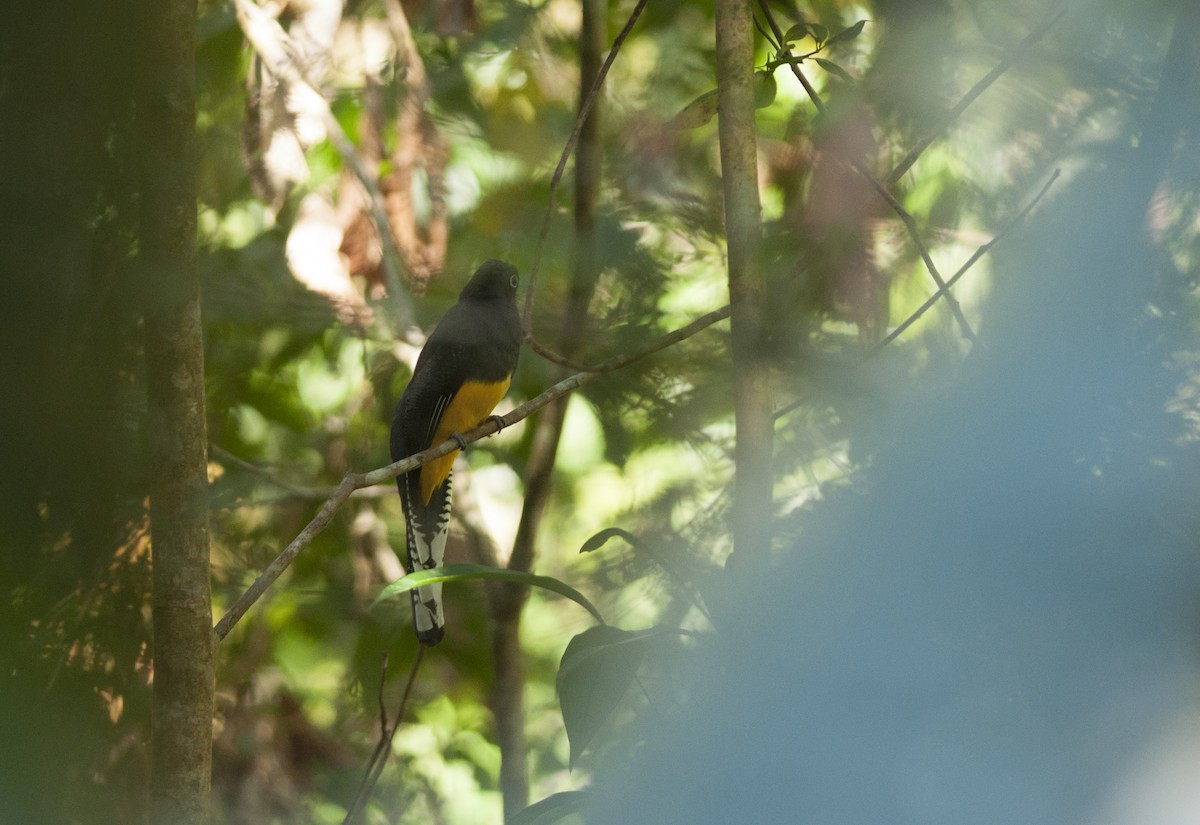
xmin=510 ymin=274 xmax=519 ymax=289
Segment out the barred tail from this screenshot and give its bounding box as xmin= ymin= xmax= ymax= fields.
xmin=401 ymin=469 xmax=451 ymax=646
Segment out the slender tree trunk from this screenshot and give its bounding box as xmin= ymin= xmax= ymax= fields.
xmin=490 ymin=1 xmax=606 ymax=818
xmin=139 ymin=1 xmax=214 ymax=823
xmin=716 ymin=0 xmax=773 ymax=563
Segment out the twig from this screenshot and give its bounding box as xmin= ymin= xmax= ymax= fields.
xmin=755 ymin=0 xmax=975 ymax=343
xmin=342 ymin=648 xmax=425 ymax=825
xmin=771 ymin=168 xmax=1059 ymax=422
xmin=533 ymin=302 xmax=732 ymax=374
xmin=343 ymin=652 xmax=392 ymax=820
xmin=377 ymin=652 xmax=390 ymax=734
xmin=857 ymin=169 xmax=977 ymax=343
xmin=876 ymin=168 xmax=1060 ymax=348
xmin=209 ymin=444 xmax=387 ymax=501
xmin=526 ymin=337 xmax=590 ymax=371
xmin=214 ymin=474 xmax=357 ymax=640
xmin=754 ymin=0 xmax=823 ymax=113
xmin=229 ymin=0 xmax=413 ymax=323
xmin=884 ymin=6 xmax=1068 ymax=187
xmin=522 ymin=0 xmax=651 ymax=335
xmin=213 ymin=302 xmax=731 ymax=640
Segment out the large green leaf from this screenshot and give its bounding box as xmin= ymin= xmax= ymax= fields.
xmin=557 ymin=626 xmax=656 ymax=769
xmin=826 ymin=19 xmax=868 ymax=46
xmin=372 ymin=563 xmax=605 ymax=624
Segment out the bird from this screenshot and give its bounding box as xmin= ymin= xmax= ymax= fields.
xmin=390 ymin=259 xmax=522 ymax=646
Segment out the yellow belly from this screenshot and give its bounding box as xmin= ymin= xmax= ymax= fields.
xmin=420 ymin=377 xmax=512 ymax=505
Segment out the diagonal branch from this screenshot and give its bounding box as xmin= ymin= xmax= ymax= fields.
xmin=341 ymin=647 xmax=425 ymax=825
xmin=213 ymin=302 xmax=731 ymax=640
xmin=884 ymin=6 xmax=1068 ymax=187
xmin=858 ymin=170 xmax=977 ymax=343
xmin=876 ymin=168 xmax=1059 ymax=348
xmin=522 ymin=0 xmax=651 ymax=337
xmin=755 ymin=0 xmax=976 ymax=343
xmin=771 ymin=168 xmax=1060 ymax=423
xmin=209 ymin=444 xmax=388 ymax=501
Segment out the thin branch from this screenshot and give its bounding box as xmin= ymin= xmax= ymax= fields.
xmin=214 ymin=474 xmax=357 ymax=640
xmin=342 ymin=652 xmax=392 ymax=822
xmin=342 ymin=648 xmax=425 ymax=825
xmin=213 ymin=303 xmax=731 ymax=640
xmin=876 ymin=168 xmax=1060 ymax=349
xmin=754 ymin=0 xmax=823 ymax=113
xmin=771 ymin=168 xmax=1059 ymax=422
xmin=858 ymin=169 xmax=977 ymax=343
xmin=588 ymin=304 xmax=732 ymax=373
xmin=527 ymin=301 xmax=732 ymax=373
xmin=496 ymin=2 xmax=609 ymax=810
xmin=884 ymin=6 xmax=1068 ymax=187
xmin=209 ymin=444 xmax=387 ymax=501
xmin=376 ymin=652 xmax=389 ymax=734
xmin=526 ymin=336 xmax=590 ymax=371
xmin=755 ymin=0 xmax=975 ymax=343
xmin=753 ymin=12 xmax=778 ymax=52
xmin=522 ymin=0 xmax=651 ymax=335
xmin=229 ymin=0 xmax=412 ymax=323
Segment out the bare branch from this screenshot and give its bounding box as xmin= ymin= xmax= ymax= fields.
xmin=884 ymin=6 xmax=1068 ymax=187
xmin=213 ymin=303 xmax=731 ymax=639
xmin=523 ymin=0 xmax=651 ymax=336
xmin=857 ymin=170 xmax=977 ymax=343
xmin=342 ymin=648 xmax=425 ymax=825
xmin=209 ymin=444 xmax=387 ymax=501
xmin=755 ymin=0 xmax=976 ymax=344
xmin=877 ymin=168 xmax=1060 ymax=348
xmin=214 ymin=474 xmax=357 ymax=640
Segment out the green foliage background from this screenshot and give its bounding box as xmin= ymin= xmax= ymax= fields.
xmin=3 ymin=0 xmax=1199 ymax=823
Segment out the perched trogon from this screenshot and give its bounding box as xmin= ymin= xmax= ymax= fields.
xmin=390 ymin=259 xmax=522 ymax=646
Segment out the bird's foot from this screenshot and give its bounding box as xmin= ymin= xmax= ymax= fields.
xmin=450 ymin=433 xmax=468 ymax=450
xmin=487 ymin=414 xmax=506 ymax=433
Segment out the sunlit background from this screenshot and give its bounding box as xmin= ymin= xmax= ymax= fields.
xmin=3 ymin=0 xmax=1199 ymax=822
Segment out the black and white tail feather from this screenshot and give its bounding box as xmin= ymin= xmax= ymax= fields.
xmin=401 ymin=467 xmax=451 ymax=646
xmin=398 ymin=393 xmax=457 ymax=646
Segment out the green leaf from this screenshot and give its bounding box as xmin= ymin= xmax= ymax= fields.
xmin=509 ymin=791 xmax=589 ymax=825
xmin=669 ymin=72 xmax=774 ymax=131
xmin=815 ymin=57 xmax=854 ymax=81
xmin=781 ymin=22 xmax=811 ymax=44
xmin=372 ymin=563 xmax=605 ymax=624
xmin=579 ymin=527 xmax=640 ymax=554
xmin=808 ymin=23 xmax=828 ymax=44
xmin=669 ymin=88 xmax=719 ymax=130
xmin=754 ymin=71 xmax=778 ymax=109
xmin=557 ymin=626 xmax=654 ymax=768
xmin=827 ymin=19 xmax=868 ymax=46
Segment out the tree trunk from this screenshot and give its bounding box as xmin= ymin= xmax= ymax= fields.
xmin=491 ymin=0 xmax=606 ymax=818
xmin=716 ymin=0 xmax=773 ymax=563
xmin=139 ymin=1 xmax=214 ymax=822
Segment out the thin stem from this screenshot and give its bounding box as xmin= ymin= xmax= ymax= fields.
xmin=772 ymin=169 xmax=1059 ymax=422
xmin=756 ymin=1 xmax=973 ymax=340
xmin=342 ymin=648 xmax=425 ymax=825
xmin=523 ymin=0 xmax=651 ymax=334
xmin=877 ymin=168 xmax=1060 ymax=349
xmin=884 ymin=6 xmax=1068 ymax=187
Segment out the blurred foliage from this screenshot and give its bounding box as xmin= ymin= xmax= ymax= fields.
xmin=3 ymin=0 xmax=1199 ymax=823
